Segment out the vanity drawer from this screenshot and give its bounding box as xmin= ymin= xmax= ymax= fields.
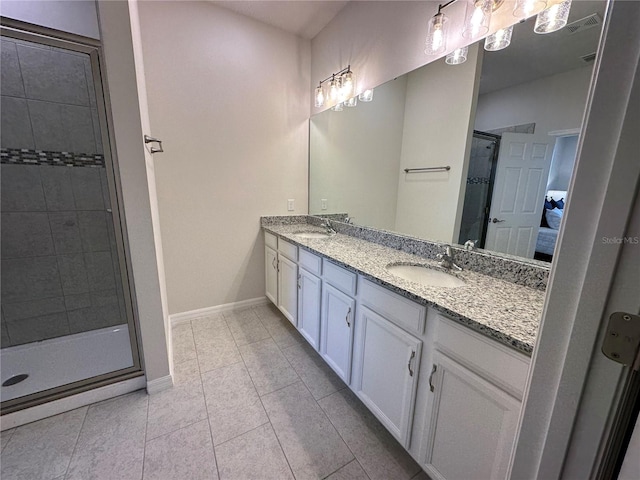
xmin=323 ymin=261 xmax=357 ymax=296
xmin=278 ymin=238 xmax=298 ymax=261
xmin=299 ymin=249 xmax=322 ymax=276
xmin=431 ymin=310 xmax=530 ymax=399
xmin=265 ymin=231 xmax=277 ymax=250
xmin=360 ymin=278 xmax=426 ymax=335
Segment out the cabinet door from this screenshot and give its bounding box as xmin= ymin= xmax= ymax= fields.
xmin=277 ymin=254 xmax=298 ymax=327
xmin=422 ymin=351 xmax=521 ymax=480
xmin=320 ymin=283 xmax=355 ymax=383
xmin=265 ymin=246 xmax=278 ymax=305
xmin=352 ymin=306 xmax=422 ymax=447
xmin=297 ymin=267 xmax=322 ymax=351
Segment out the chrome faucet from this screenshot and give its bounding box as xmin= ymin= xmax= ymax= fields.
xmin=437 ymin=245 xmax=463 ymax=271
xmin=321 ymin=219 xmax=337 ymax=235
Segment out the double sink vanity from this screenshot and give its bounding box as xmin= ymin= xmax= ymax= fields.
xmin=262 ymin=215 xmax=547 ymax=480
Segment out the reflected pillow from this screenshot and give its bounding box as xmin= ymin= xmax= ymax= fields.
xmin=555 ymin=198 xmax=565 ymax=209
xmin=546 ymin=207 xmax=563 ymax=230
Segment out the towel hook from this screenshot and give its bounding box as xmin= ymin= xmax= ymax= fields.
xmin=144 ymin=134 xmax=164 ymax=154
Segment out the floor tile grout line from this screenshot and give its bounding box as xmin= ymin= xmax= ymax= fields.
xmin=191 ymin=319 xmax=222 ymax=480
xmin=61 ymin=404 xmax=90 ymax=480
xmin=0 ymin=428 xmax=17 ymax=454
xmin=209 ymin=419 xmax=270 ymax=449
xmin=140 ymin=392 xmax=150 ymax=480
xmin=234 ymin=323 xmax=297 ymax=480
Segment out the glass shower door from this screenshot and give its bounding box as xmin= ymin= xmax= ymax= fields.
xmin=0 ymin=30 xmax=141 ymax=410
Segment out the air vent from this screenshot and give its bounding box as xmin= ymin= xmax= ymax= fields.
xmin=580 ymin=52 xmax=597 ymax=64
xmin=565 ymin=13 xmax=602 ymax=35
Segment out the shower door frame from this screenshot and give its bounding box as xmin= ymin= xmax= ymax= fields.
xmin=0 ymin=18 xmax=144 ymax=414
xmin=471 ymin=130 xmax=501 ymax=248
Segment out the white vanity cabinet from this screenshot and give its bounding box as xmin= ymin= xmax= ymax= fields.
xmin=419 ymin=312 xmax=529 ymax=480
xmin=297 ymin=250 xmax=322 ymax=350
xmin=264 ymin=232 xmax=298 ymax=326
xmin=320 ymin=262 xmax=357 ymax=383
xmin=352 ymin=305 xmax=422 ymax=447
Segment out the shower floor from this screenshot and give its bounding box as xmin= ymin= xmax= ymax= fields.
xmin=1 ymin=325 xmax=134 ymax=403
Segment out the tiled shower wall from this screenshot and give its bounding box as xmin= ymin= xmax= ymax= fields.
xmin=0 ymin=37 xmax=126 ymax=348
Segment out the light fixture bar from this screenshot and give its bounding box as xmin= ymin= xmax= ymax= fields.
xmin=315 ymin=65 xmax=356 ymax=108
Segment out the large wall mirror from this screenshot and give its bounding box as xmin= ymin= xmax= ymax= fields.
xmin=309 ymin=0 xmax=606 ymax=263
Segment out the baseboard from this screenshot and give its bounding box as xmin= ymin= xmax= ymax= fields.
xmin=1 ymin=375 xmax=146 ymax=430
xmin=169 ymin=296 xmax=269 ymax=326
xmin=146 ymin=374 xmax=174 ymax=395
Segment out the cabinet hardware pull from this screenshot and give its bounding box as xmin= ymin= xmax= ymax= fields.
xmin=277 ymin=260 xmax=279 ymax=272
xmin=407 ymin=350 xmax=416 ymax=376
xmin=345 ymin=307 xmax=351 ymax=327
xmin=272 ymin=257 xmax=276 ymax=269
xmin=429 ymin=365 xmax=437 ymax=392
xmin=298 ymin=274 xmax=301 ymax=289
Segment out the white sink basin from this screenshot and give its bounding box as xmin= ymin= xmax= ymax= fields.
xmin=386 ymin=264 xmax=466 ymax=288
xmin=293 ymin=231 xmax=333 ymax=239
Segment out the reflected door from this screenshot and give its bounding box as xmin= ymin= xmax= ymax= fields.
xmin=0 ymin=32 xmax=140 ymax=408
xmin=485 ymin=132 xmax=555 ymax=258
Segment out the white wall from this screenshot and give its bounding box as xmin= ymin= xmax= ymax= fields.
xmin=96 ymin=0 xmax=170 ymax=383
xmin=474 ymin=66 xmax=594 ymax=136
xmin=0 ymin=0 xmax=100 ymax=39
xmin=394 ymin=44 xmax=482 ymax=243
xmin=136 ymin=1 xmax=310 ymax=315
xmin=309 ymin=76 xmax=407 ymax=230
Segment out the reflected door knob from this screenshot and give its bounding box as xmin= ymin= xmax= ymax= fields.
xmin=491 ymin=218 xmax=506 ymax=223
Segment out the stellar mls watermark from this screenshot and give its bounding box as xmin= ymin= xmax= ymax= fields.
xmin=602 ymin=236 xmax=640 ymax=244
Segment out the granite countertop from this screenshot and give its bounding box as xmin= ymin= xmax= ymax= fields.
xmin=263 ymin=223 xmax=545 ymax=355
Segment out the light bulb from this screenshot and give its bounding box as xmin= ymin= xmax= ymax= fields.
xmin=425 ymin=12 xmax=448 ymax=55
xmin=535 ymin=0 xmax=572 ymax=34
xmin=358 ymin=89 xmax=374 ymax=102
xmin=445 ymin=46 xmax=469 ymax=65
xmin=513 ymin=0 xmax=546 ymax=18
xmin=463 ymin=0 xmax=492 ymax=39
xmin=314 ymin=85 xmax=325 ymax=107
xmin=340 ymin=71 xmax=356 ymax=100
xmin=328 ymin=76 xmax=340 ymax=103
xmin=332 ymin=102 xmax=343 ymax=112
xmin=344 ymin=96 xmax=358 ymax=108
xmin=484 ymin=25 xmax=513 ymax=51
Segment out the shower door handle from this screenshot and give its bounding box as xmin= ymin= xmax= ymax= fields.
xmin=144 ymin=135 xmax=164 ymax=154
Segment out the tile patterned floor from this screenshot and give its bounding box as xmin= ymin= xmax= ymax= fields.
xmin=0 ymin=303 xmax=428 ymax=480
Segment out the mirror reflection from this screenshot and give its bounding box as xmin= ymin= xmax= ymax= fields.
xmin=309 ymin=0 xmax=605 ymax=263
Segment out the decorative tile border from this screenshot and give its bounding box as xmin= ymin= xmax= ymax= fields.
xmin=0 ymin=148 xmax=105 ymax=168
xmin=467 ymin=177 xmax=490 ymax=184
xmin=261 ymin=215 xmax=549 ymax=290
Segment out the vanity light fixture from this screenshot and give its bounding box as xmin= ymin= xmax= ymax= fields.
xmin=445 ymin=46 xmax=469 ymax=64
xmin=344 ymin=96 xmax=358 ymax=107
xmin=462 ymin=0 xmax=495 ymax=39
xmin=358 ymin=89 xmax=374 ymax=102
xmin=484 ymin=25 xmax=513 ymax=51
xmin=425 ymin=1 xmax=455 ymax=55
xmin=513 ymin=0 xmax=547 ymax=18
xmin=534 ymin=0 xmax=572 ymax=33
xmin=313 ymin=66 xmax=356 ymax=108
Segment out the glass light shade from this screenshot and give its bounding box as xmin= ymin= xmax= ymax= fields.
xmin=425 ymin=12 xmax=448 ymax=55
xmin=445 ymin=46 xmax=469 ymax=65
xmin=513 ymin=0 xmax=546 ymax=18
xmin=344 ymin=96 xmax=358 ymax=108
xmin=328 ymin=76 xmax=340 ymax=103
xmin=340 ymin=71 xmax=356 ymax=100
xmin=535 ymin=0 xmax=572 ymax=34
xmin=331 ymin=102 xmax=344 ymax=112
xmin=358 ymin=89 xmax=374 ymax=102
xmin=484 ymin=25 xmax=513 ymax=51
xmin=462 ymin=0 xmax=492 ymax=39
xmin=314 ymin=85 xmax=325 ymax=107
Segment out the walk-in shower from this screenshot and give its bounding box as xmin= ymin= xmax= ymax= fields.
xmin=458 ymin=131 xmax=500 ymax=248
xmin=0 ymin=22 xmax=142 ymax=412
